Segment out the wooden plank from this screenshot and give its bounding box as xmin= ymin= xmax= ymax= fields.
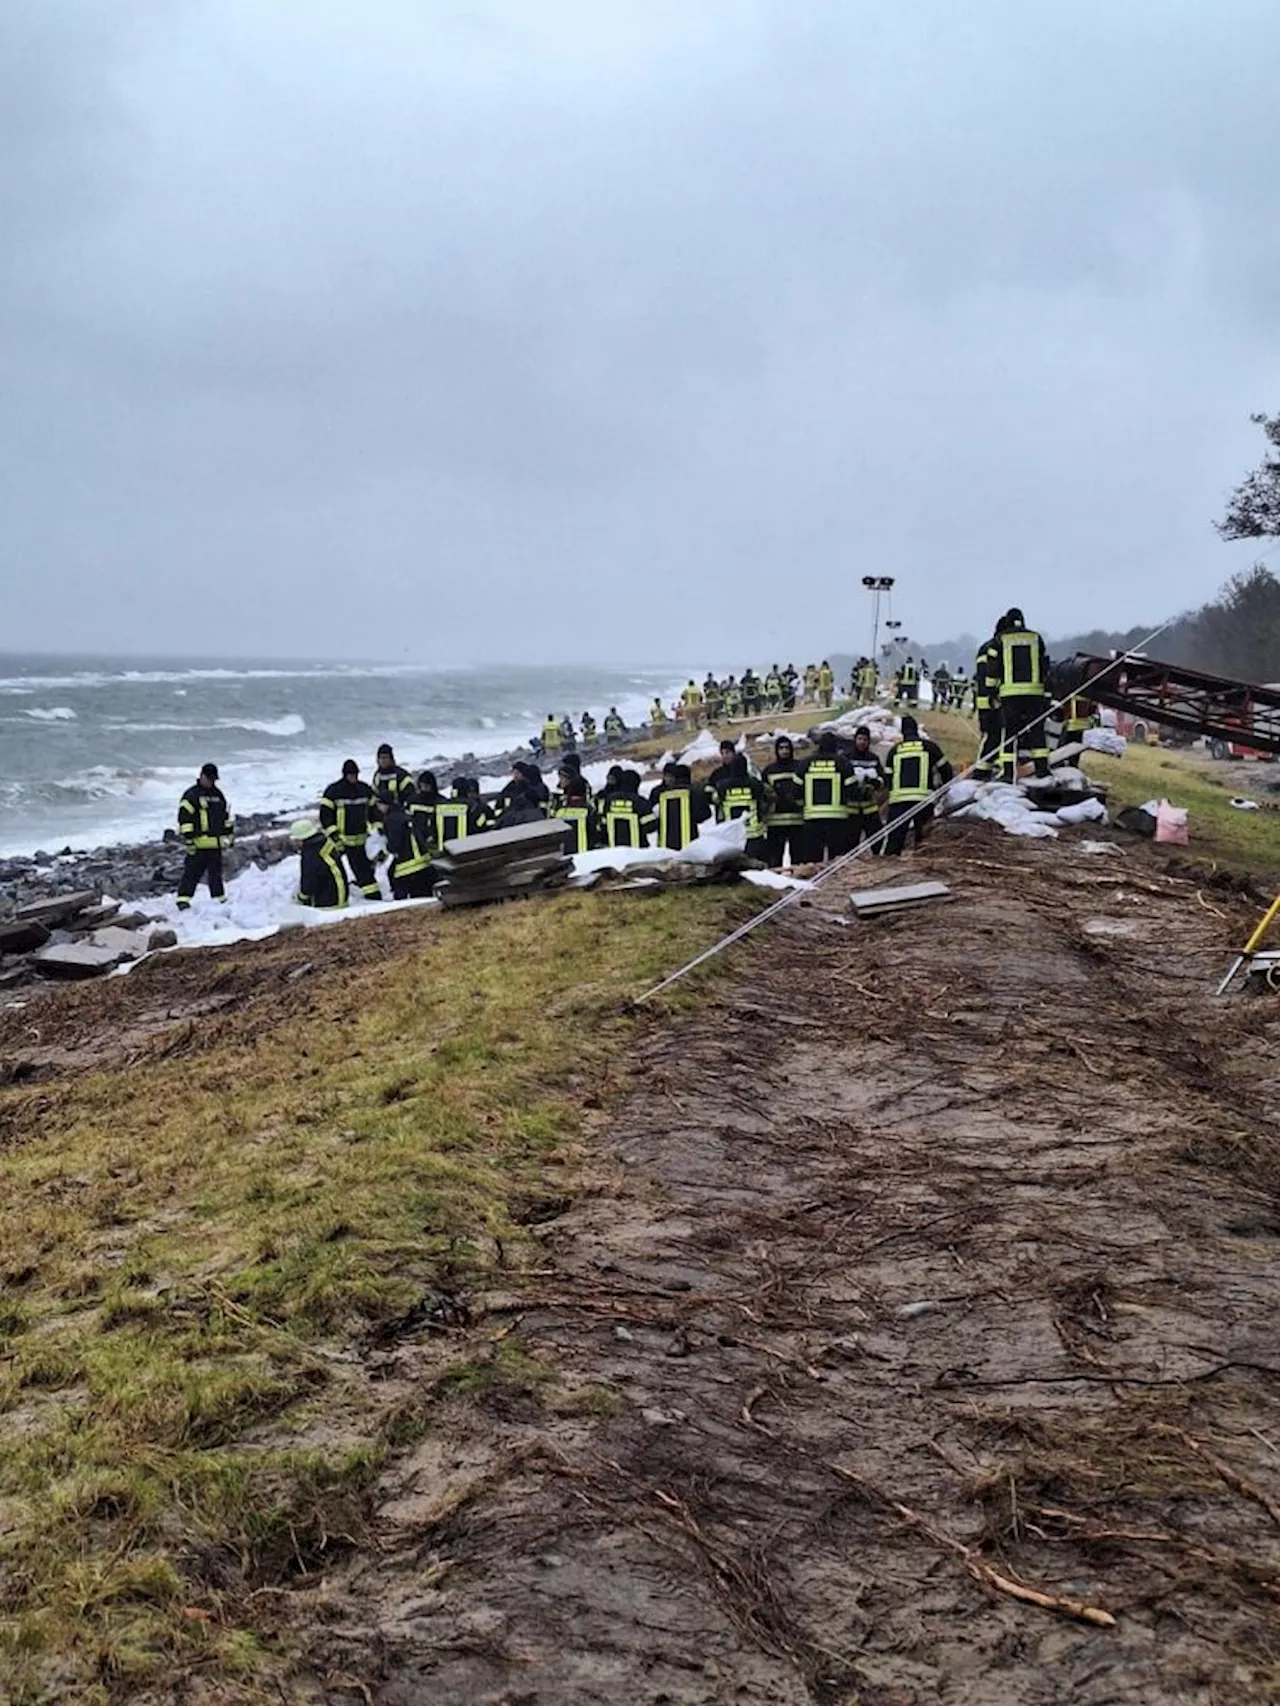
xmin=849 ymin=881 xmax=950 ymax=916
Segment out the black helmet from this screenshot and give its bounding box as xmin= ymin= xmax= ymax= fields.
xmin=1006 ymin=607 xmax=1025 ymax=628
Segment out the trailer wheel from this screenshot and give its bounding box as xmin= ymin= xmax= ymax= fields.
xmin=1209 ymin=738 xmax=1230 ymax=761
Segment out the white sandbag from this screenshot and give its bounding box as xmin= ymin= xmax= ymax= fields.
xmin=678 ymin=729 xmax=722 ymax=764
xmin=1083 ymin=728 xmax=1127 ymax=757
xmin=1057 ymin=797 xmax=1108 ymax=825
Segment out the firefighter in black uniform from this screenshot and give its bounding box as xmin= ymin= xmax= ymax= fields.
xmin=760 ymin=735 xmax=806 ymax=867
xmin=714 ymin=753 xmax=769 ymax=861
xmin=553 ymin=776 xmax=598 ymax=854
xmin=884 ymin=716 xmax=952 ymax=856
xmin=802 ymin=733 xmax=852 ymax=862
xmin=319 ymin=760 xmax=379 ymax=899
xmin=993 ymin=608 xmax=1052 ymax=781
xmin=652 ymin=763 xmax=713 ymax=851
xmin=553 ymin=753 xmax=590 ymax=808
xmin=596 ymin=768 xmax=654 ymax=848
xmin=847 ymin=725 xmax=887 ymax=850
xmin=493 ymin=779 xmax=547 ymax=830
xmin=898 ymin=657 xmax=920 ymax=707
xmin=970 ymin=617 xmax=1006 ymax=781
xmin=176 ymin=763 xmax=234 ymax=908
xmin=708 ymin=738 xmax=741 ymax=796
xmin=382 ymin=787 xmax=435 ymax=898
xmin=291 ymin=819 xmax=349 ymax=909
xmin=372 ymin=744 xmax=413 ymax=809
xmin=411 ymin=772 xmax=443 ymax=854
xmin=436 ymin=777 xmax=489 ymax=844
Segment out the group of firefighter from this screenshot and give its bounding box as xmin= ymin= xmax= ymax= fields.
xmin=536 ymin=665 xmax=844 ymax=755
xmin=302 ymin=721 xmax=957 ymax=907
xmin=174 ymin=607 xmax=1085 ymax=910
xmin=173 ymin=719 xmax=958 ymax=911
xmin=535 ymin=656 xmax=986 ymax=755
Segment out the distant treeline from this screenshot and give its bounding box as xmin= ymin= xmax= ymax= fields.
xmin=1054 ymin=566 xmax=1280 ymax=685
xmin=910 ymin=567 xmax=1280 ymax=687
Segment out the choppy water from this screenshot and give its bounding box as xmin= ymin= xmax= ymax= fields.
xmin=0 ymin=654 xmax=691 ymax=856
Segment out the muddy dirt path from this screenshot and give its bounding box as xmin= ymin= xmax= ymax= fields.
xmin=290 ymin=830 xmax=1280 ymax=1705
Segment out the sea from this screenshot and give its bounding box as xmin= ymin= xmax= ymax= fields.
xmin=0 ymin=655 xmax=693 ymax=858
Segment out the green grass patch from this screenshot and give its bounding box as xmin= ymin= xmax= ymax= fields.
xmin=1086 ymin=740 xmax=1280 ymax=879
xmin=0 ymin=885 xmax=756 ymax=1700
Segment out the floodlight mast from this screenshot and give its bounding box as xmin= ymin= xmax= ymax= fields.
xmin=862 ymin=574 xmax=895 ymax=662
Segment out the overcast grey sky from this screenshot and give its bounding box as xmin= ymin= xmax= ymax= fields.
xmin=2 ymin=0 xmax=1278 ymax=662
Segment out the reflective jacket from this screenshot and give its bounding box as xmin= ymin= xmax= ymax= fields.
xmin=296 ymin=834 xmax=348 ymax=909
xmin=319 ymin=777 xmax=375 ymax=847
xmin=408 ymin=795 xmax=440 ymax=854
xmin=802 ymin=756 xmax=850 ymax=820
xmin=995 ymin=629 xmax=1049 ymax=699
xmin=889 ymin=738 xmax=951 ymax=803
xmin=889 ymin=740 xmax=932 ymax=802
xmin=716 ymin=777 xmax=767 ymax=839
xmin=900 ymin=661 xmax=920 ymax=686
xmin=596 ymin=791 xmax=652 ymax=848
xmin=178 ymin=784 xmax=233 ymax=850
xmin=436 ymin=798 xmax=486 ymax=845
xmin=372 ymin=765 xmax=413 ymax=808
xmin=603 ymin=714 xmax=625 ymax=740
xmin=541 ymin=719 xmax=562 ymax=751
xmin=760 ymin=760 xmax=805 ymax=826
xmin=653 ymin=785 xmax=711 ymax=851
xmin=554 ymin=804 xmax=595 ymax=854
xmin=1062 ymin=695 xmax=1096 ymax=733
xmin=383 ymin=802 xmax=433 ymax=879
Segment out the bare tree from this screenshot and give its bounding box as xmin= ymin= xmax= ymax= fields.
xmin=1217 ymin=413 xmax=1280 ymax=540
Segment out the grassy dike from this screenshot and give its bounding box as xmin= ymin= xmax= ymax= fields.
xmin=0 ymin=885 xmax=760 ymax=1701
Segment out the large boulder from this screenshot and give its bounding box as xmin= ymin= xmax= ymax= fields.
xmin=14 ymin=890 xmax=101 ymax=928
xmin=0 ymin=919 xmax=52 ymax=955
xmin=85 ymin=927 xmax=152 ymax=963
xmin=66 ymin=901 xmax=122 ymax=933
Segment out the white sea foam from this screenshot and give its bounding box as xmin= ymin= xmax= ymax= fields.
xmin=0 ymin=662 xmax=468 ymax=691
xmin=25 ymin=706 xmax=78 ymax=721
xmin=0 ymin=672 xmax=690 ymax=857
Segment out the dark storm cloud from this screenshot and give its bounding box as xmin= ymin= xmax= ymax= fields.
xmin=2 ymin=0 xmax=1278 ymax=662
